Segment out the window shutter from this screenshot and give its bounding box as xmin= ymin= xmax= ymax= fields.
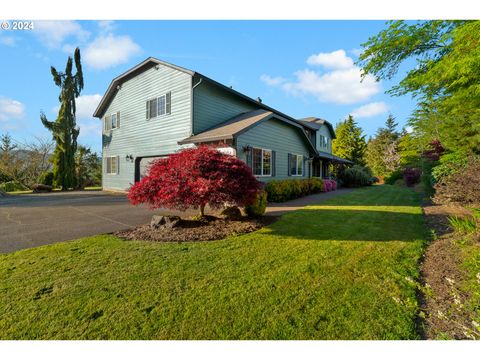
xmin=146 ymin=100 xmax=150 ymax=120
xmin=246 ymin=148 xmax=252 ymax=169
xmin=271 ymin=150 xmax=276 ymax=177
xmin=166 ymin=92 xmax=171 ymax=114
xmin=116 ymin=111 xmax=120 ymax=128
xmin=116 ymin=156 xmax=120 ymax=174
xmin=287 ymin=153 xmax=292 ymax=176
xmin=103 ymin=116 xmax=107 ymax=132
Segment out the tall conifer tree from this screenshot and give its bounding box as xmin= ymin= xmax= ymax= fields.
xmin=41 ymin=48 xmax=83 ymax=190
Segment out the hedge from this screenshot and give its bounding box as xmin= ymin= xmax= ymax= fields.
xmin=265 ymin=178 xmax=330 ymax=203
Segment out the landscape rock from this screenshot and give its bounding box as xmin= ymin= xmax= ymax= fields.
xmin=32 ymin=184 xmax=53 ymax=193
xmin=150 ymin=215 xmax=181 ymax=229
xmin=220 ymin=206 xmax=243 ymax=220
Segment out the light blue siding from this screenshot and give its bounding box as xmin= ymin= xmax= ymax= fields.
xmin=236 ymin=119 xmax=311 ymax=181
xmin=316 ymin=125 xmax=333 ymax=153
xmin=102 ymin=64 xmax=192 ymax=190
xmin=193 ymin=81 xmax=257 ymax=134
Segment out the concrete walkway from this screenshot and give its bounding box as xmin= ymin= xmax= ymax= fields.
xmin=265 ymin=188 xmax=354 ymax=216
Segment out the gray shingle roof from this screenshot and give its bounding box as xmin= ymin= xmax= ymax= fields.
xmin=178 ymin=109 xmax=273 ymax=144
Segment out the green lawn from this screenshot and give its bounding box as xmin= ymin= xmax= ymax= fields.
xmin=0 ymin=185 xmax=427 ymax=339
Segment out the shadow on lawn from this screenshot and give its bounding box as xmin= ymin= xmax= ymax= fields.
xmin=264 ymin=207 xmax=427 ymax=243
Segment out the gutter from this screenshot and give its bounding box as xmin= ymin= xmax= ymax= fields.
xmin=190 ymin=76 xmax=203 ymax=136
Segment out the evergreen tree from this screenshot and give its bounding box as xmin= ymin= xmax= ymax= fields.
xmin=332 ymin=115 xmax=367 ymax=165
xmin=41 ymin=47 xmax=83 ymax=190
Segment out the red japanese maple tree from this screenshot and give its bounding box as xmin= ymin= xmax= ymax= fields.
xmin=128 ymin=146 xmax=262 ymax=216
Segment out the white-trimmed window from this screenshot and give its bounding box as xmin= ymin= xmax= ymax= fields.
xmin=289 ymin=154 xmax=303 ymax=176
xmin=252 ymin=147 xmax=272 ymax=176
xmin=104 ymin=112 xmax=120 ymax=132
xmin=146 ymin=92 xmax=171 ymax=120
xmin=105 ymin=156 xmax=119 ymax=175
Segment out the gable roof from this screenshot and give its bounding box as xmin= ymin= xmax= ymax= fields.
xmin=93 ymin=58 xmax=334 ymax=139
xmin=93 ymin=57 xmax=194 ymax=118
xmin=178 ymin=109 xmax=317 ymax=154
xmin=298 ymin=117 xmax=336 ymax=139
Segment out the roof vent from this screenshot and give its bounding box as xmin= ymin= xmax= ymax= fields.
xmin=256 ymin=97 xmax=262 ymax=103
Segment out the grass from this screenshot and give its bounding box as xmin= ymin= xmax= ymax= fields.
xmin=0 ymin=185 xmax=427 ymax=339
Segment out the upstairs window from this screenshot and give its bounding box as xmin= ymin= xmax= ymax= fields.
xmin=104 ymin=112 xmax=120 ymax=132
xmin=318 ymin=134 xmax=329 ymax=149
xmin=146 ymin=92 xmax=171 ymax=120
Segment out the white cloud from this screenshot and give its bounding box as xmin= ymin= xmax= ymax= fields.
xmin=281 ymin=68 xmax=380 ymax=105
xmin=350 ymin=102 xmax=389 ymax=118
xmin=83 ymin=34 xmax=141 ymax=70
xmin=260 ymin=74 xmax=287 ymax=86
xmin=78 ymin=119 xmax=102 ymax=139
xmin=98 ymin=20 xmax=115 ymax=33
xmin=34 ymin=21 xmax=89 ymax=48
xmin=405 ymin=126 xmax=414 ymax=134
xmin=0 ymin=35 xmax=15 ymax=46
xmin=263 ymin=49 xmax=381 ymax=105
xmin=307 ymin=49 xmax=354 ymax=70
xmin=52 ymin=94 xmax=102 ymax=119
xmin=350 ymin=48 xmax=364 ymax=57
xmin=0 ymin=96 xmax=26 ymax=121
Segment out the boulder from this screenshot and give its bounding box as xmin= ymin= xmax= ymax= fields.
xmin=150 ymin=215 xmax=181 ymax=229
xmin=220 ymin=206 xmax=243 ymax=221
xmin=32 ymin=184 xmax=53 ymax=193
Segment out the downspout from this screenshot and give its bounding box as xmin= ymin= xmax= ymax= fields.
xmin=190 ymin=77 xmax=203 ymax=136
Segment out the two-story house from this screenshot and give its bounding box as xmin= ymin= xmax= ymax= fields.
xmin=93 ymin=57 xmax=350 ymax=191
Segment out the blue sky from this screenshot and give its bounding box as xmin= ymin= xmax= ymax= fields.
xmin=0 ymin=20 xmax=416 ymax=153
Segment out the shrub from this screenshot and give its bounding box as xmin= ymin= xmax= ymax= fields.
xmin=128 ymin=146 xmax=262 ymax=216
xmin=341 ymin=165 xmax=371 ymax=187
xmin=307 ymin=178 xmax=324 ymax=193
xmin=265 ymin=178 xmax=326 ymax=202
xmin=403 ymin=167 xmax=421 ymax=187
xmin=245 ymin=190 xmax=267 ymax=218
xmin=39 ymin=171 xmax=54 ymax=186
xmin=434 ymin=156 xmax=480 ymax=207
xmin=322 ymin=179 xmax=337 ymax=192
xmin=384 ymin=170 xmax=403 ymax=185
xmin=0 ymin=181 xmax=28 ymax=192
xmin=431 ymin=150 xmax=468 ymax=183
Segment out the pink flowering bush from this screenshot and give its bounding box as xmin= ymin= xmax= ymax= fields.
xmin=322 ymin=179 xmax=337 ymax=192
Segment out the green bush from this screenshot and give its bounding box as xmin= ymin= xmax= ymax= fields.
xmin=0 ymin=181 xmax=28 ymax=192
xmin=39 ymin=171 xmax=54 ymax=186
xmin=341 ymin=165 xmax=372 ymax=187
xmin=307 ymin=178 xmax=324 ymax=193
xmin=245 ymin=191 xmax=267 ymax=218
xmin=265 ymin=178 xmax=325 ymax=203
xmin=384 ymin=170 xmax=403 ymax=185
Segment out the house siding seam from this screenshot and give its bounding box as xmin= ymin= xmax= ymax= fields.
xmin=236 ymin=119 xmax=311 ymax=181
xmin=102 ymin=64 xmax=192 ymax=190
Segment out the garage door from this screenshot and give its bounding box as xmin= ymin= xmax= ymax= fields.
xmin=137 ymin=156 xmax=166 ymax=181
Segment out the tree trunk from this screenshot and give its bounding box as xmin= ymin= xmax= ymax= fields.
xmin=199 ymin=204 xmax=206 ymax=217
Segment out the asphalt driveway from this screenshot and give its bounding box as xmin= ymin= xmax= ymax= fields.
xmin=0 ymin=191 xmax=190 ymax=253
xmin=0 ymin=188 xmax=353 ymax=253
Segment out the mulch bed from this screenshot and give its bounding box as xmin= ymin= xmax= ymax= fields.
xmin=420 ymin=202 xmax=476 ymax=339
xmin=115 ymin=216 xmax=278 ymax=243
